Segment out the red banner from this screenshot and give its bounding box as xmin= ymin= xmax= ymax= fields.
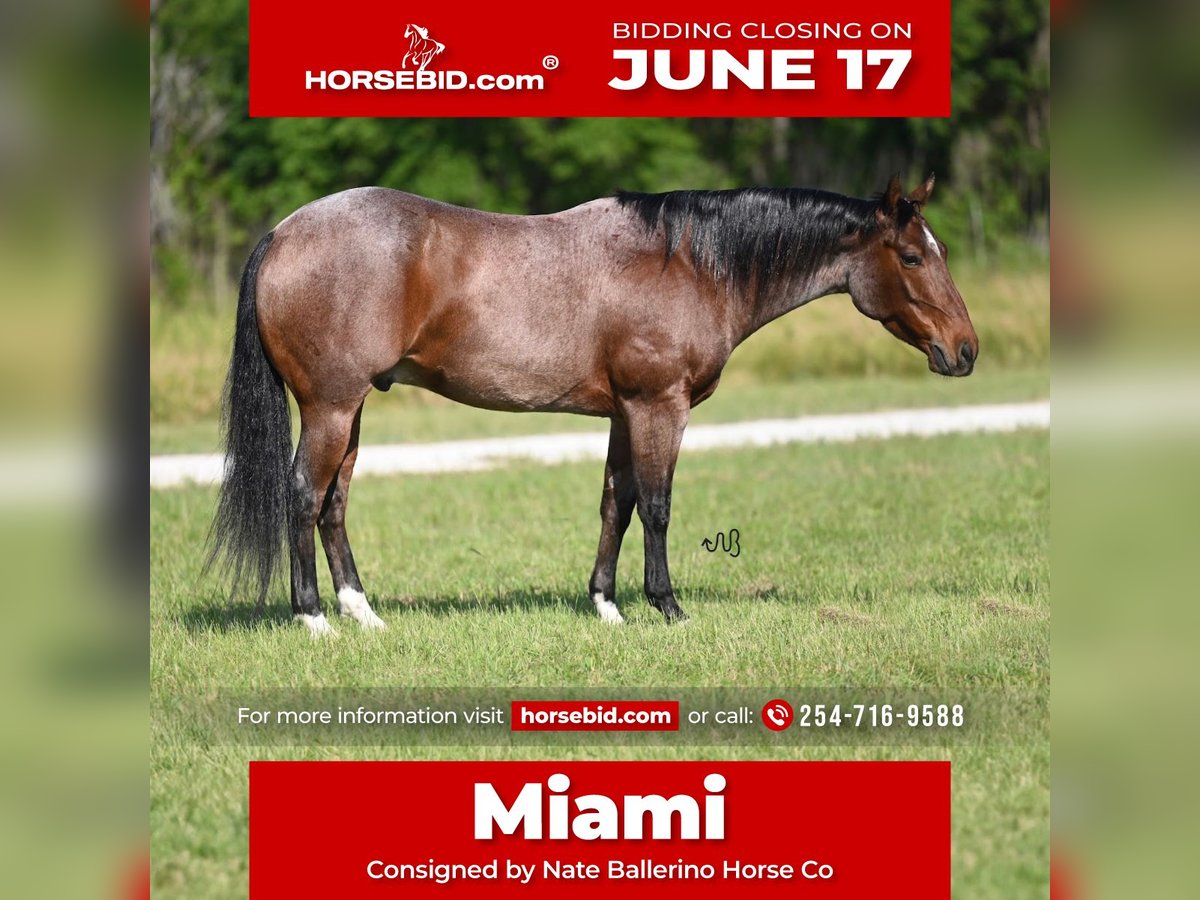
xmin=249 ymin=760 xmax=949 ymax=898
xmin=249 ymin=0 xmax=951 ymax=118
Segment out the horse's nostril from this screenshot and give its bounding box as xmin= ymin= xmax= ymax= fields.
xmin=931 ymin=343 xmax=950 ymax=374
xmin=959 ymin=342 xmax=975 ymax=365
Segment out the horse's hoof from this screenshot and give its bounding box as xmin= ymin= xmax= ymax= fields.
xmin=337 ymin=588 xmax=388 ymax=630
xmin=354 ymin=610 xmax=387 ymax=630
xmin=592 ymin=592 xmax=625 ymax=624
xmin=664 ymin=609 xmax=689 ymax=625
xmin=295 ymin=613 xmax=337 ymax=638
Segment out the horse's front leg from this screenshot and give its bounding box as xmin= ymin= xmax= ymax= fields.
xmin=622 ymin=393 xmax=690 ymax=623
xmin=588 ymin=418 xmax=635 ymax=623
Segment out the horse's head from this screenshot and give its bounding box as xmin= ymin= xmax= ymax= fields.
xmin=847 ymin=174 xmax=979 ymax=377
xmin=405 ymin=24 xmax=427 ymax=39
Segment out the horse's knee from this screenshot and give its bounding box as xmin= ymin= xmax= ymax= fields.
xmin=638 ymin=492 xmax=671 ymax=532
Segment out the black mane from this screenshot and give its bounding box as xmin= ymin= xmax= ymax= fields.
xmin=616 ymin=187 xmax=880 ymax=296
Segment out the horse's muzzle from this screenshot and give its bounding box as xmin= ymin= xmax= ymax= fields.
xmin=930 ymin=341 xmax=976 ymax=377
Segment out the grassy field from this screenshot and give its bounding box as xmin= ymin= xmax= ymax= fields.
xmin=152 ymin=428 xmax=1049 ymax=897
xmin=151 ymin=258 xmax=1049 ymax=897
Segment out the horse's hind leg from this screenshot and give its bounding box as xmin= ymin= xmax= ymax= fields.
xmin=318 ymin=402 xmax=386 ymax=630
xmin=588 ymin=418 xmax=636 ymax=623
xmin=288 ymin=399 xmax=362 ymax=636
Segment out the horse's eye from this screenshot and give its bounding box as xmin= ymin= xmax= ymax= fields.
xmin=901 ymin=254 xmax=922 ymax=267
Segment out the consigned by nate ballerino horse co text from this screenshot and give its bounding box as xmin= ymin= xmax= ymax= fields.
xmin=366 ymin=772 xmax=835 ymax=884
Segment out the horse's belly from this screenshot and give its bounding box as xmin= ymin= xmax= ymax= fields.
xmin=387 ymin=352 xmax=612 ymax=416
xmin=386 ymin=279 xmax=615 ymax=415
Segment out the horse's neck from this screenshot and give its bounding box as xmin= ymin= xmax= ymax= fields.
xmin=741 ymin=252 xmax=849 ymax=338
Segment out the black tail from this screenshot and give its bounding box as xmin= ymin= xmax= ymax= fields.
xmin=204 ymin=231 xmax=291 ymax=605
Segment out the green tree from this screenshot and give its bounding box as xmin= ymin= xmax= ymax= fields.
xmin=151 ymin=0 xmax=1049 ymax=307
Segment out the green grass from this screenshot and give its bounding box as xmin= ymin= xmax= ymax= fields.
xmin=152 ymin=430 xmax=1049 ymax=897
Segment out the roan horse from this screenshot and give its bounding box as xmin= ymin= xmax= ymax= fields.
xmin=207 ymin=175 xmax=978 ymax=635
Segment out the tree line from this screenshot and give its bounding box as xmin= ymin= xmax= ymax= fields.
xmin=151 ymin=0 xmax=1048 ymax=307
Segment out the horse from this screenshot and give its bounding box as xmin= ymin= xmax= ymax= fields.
xmin=206 ymin=174 xmax=978 ymax=635
xmin=402 ymin=24 xmax=445 ymax=72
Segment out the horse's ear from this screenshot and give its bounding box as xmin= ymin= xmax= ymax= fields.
xmin=907 ymin=172 xmax=936 ymax=207
xmin=878 ymin=173 xmax=904 ymax=221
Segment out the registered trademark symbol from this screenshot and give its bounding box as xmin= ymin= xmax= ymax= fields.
xmin=542 ymin=55 xmax=559 ymax=70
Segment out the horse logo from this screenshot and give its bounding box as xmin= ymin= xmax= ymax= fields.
xmin=403 ymin=23 xmax=446 ymax=72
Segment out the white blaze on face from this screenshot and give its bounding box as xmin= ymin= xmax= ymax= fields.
xmin=921 ymin=222 xmax=942 ymax=259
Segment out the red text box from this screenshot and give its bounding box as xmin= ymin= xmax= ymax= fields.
xmin=249 ymin=760 xmax=950 ymax=897
xmin=250 ymin=0 xmax=950 ymax=117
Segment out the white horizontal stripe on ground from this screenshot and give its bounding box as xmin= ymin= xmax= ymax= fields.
xmin=148 ymin=400 xmax=1049 ymax=489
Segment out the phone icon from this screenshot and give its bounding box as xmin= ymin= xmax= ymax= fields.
xmin=762 ymin=698 xmax=793 ymax=731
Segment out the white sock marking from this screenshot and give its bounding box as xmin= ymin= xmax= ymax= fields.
xmin=922 ymin=223 xmax=942 ymax=258
xmin=296 ymin=613 xmax=335 ymax=637
xmin=336 ymin=588 xmax=387 ymax=630
xmin=592 ymin=592 xmax=624 ymax=624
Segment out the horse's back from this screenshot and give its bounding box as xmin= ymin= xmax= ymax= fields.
xmin=252 ymin=187 xmax=715 ymax=415
xmin=272 ymin=186 xmax=444 ymax=236
xmin=256 ymin=188 xmax=602 ymax=406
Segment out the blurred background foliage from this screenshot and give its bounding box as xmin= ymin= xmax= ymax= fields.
xmin=149 ymin=1 xmax=1049 ymax=440
xmin=151 ymin=0 xmax=1049 ymax=309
